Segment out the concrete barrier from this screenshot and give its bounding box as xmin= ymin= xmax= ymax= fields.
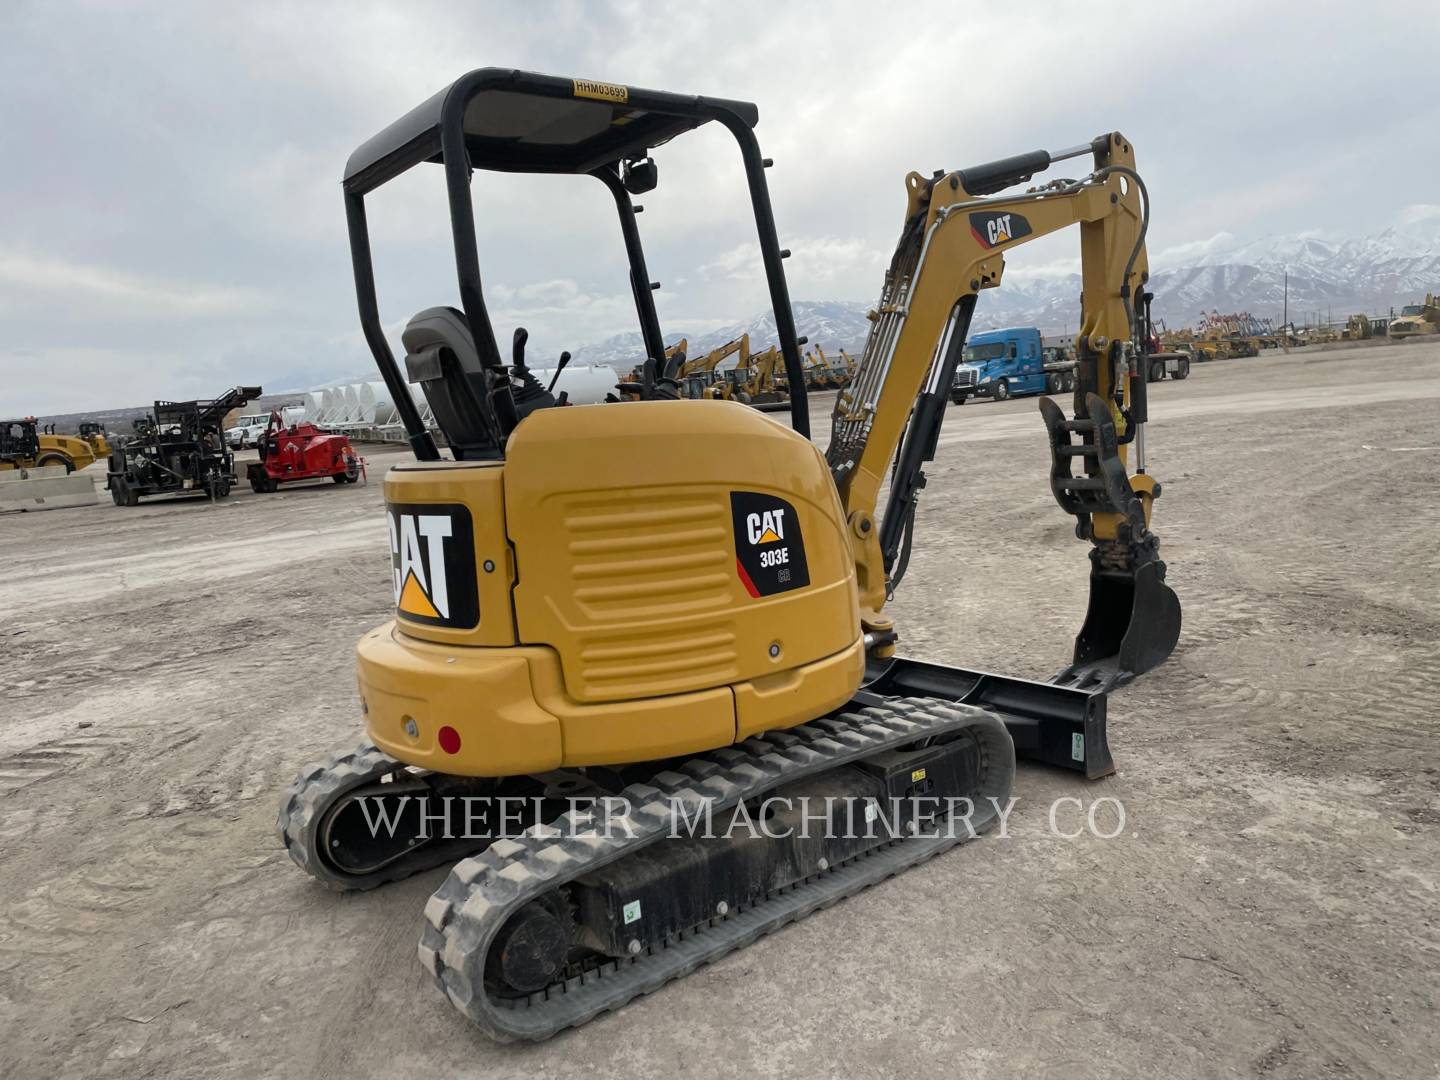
xmin=0 ymin=464 xmax=100 ymax=512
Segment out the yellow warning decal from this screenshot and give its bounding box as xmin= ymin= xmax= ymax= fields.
xmin=398 ymin=570 xmax=440 ymax=619
xmin=757 ymin=527 xmax=781 ymax=544
xmin=573 ymin=79 xmax=628 ymax=104
xmin=910 ymin=768 xmax=927 ymax=783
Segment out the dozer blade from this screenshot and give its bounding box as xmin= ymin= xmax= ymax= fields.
xmin=860 ymin=655 xmax=1113 ymax=779
xmin=1057 ymin=557 xmax=1182 ymax=692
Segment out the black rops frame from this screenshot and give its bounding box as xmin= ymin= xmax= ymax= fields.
xmin=342 ymin=67 xmax=810 ymax=462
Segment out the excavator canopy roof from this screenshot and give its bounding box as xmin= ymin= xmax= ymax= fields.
xmin=343 ymin=68 xmax=808 ymax=455
xmin=343 ymin=67 xmax=760 ymax=193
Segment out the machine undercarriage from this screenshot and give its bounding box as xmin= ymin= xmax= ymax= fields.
xmin=283 ymin=695 xmax=1013 ymax=1040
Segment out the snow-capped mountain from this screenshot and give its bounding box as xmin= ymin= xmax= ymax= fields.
xmin=570 ymin=301 xmax=876 ymax=366
xmin=573 ymin=219 xmax=1440 ymax=357
xmin=1144 ymin=221 xmax=1440 ymax=325
xmin=568 ymin=329 xmax=687 ymax=366
xmin=997 ymin=220 xmax=1440 ymax=328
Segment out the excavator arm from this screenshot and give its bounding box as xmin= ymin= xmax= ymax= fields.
xmin=803 ymin=346 xmax=837 ymax=388
xmin=830 ymin=132 xmax=1180 ymax=688
xmin=680 ymin=333 xmax=750 ymax=378
xmin=745 ymin=346 xmax=783 ymax=394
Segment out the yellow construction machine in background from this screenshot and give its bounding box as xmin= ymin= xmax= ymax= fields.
xmin=0 ymin=418 xmax=98 ymax=473
xmin=1390 ymin=294 xmax=1439 ymax=340
xmin=1343 ymin=314 xmax=1374 ymax=340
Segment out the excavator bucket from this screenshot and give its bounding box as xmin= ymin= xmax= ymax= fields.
xmin=1040 ymin=393 xmax=1182 ymax=691
xmin=1061 ymin=557 xmax=1181 ymax=690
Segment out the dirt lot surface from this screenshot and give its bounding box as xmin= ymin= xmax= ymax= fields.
xmin=3 ymin=341 xmax=1438 ymax=1079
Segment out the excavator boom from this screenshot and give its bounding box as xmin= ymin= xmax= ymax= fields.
xmin=679 ymin=333 xmax=749 ymax=378
xmin=831 ymin=132 xmax=1179 ymax=686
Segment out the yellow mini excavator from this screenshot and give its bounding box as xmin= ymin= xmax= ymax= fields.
xmin=802 ymin=346 xmax=837 ymax=389
xmin=735 ymin=344 xmax=789 ymax=406
xmin=280 ymin=68 xmax=1181 ymax=1041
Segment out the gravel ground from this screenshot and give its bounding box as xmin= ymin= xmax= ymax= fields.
xmin=1 ymin=340 xmax=1437 ymax=1079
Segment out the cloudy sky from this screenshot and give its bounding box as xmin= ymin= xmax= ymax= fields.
xmin=2 ymin=0 xmax=1435 ymax=415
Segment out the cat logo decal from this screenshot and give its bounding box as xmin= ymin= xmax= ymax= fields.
xmin=386 ymin=503 xmax=479 ymax=628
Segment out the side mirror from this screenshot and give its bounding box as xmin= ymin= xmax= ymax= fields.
xmin=622 ymin=156 xmax=658 ymax=195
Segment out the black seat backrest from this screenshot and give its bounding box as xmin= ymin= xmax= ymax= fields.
xmin=401 ymin=307 xmax=500 ymax=457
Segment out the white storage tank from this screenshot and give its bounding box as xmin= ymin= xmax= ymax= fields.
xmin=408 ymin=381 xmax=435 ymax=426
xmin=526 ymin=364 xmax=621 ymax=407
xmin=358 ymin=381 xmax=398 ymax=425
xmin=341 ymin=384 xmax=362 ymax=424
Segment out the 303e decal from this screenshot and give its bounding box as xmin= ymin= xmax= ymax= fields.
xmin=730 ymin=491 xmax=810 ymax=598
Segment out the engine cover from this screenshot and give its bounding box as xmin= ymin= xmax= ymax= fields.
xmin=504 ymin=400 xmax=858 ymax=702
xmin=361 ymin=400 xmax=865 ymax=776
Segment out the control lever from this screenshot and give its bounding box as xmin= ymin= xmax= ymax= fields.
xmin=512 ymin=327 xmax=529 ymax=371
xmin=507 ymin=326 xmax=559 ymax=419
xmin=616 ymin=355 xmax=681 ymax=400
xmin=547 ymin=351 xmax=572 ymax=394
xmin=653 ymin=351 xmax=683 ymax=399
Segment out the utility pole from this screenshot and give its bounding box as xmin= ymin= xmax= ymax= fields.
xmin=1283 ymin=267 xmax=1288 ymax=331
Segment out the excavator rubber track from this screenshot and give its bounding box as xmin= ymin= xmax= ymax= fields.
xmin=279 ymin=743 xmax=422 ymax=890
xmin=277 ymin=744 xmax=495 ymax=891
xmin=419 ymin=697 xmax=1014 ymax=1042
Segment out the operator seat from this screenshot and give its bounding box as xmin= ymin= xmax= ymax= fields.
xmin=401 ymin=307 xmax=556 ymax=458
xmin=402 ymin=306 xmax=502 ymax=457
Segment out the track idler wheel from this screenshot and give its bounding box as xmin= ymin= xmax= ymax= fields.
xmin=277 ymin=744 xmax=499 ymax=892
xmin=485 ymin=897 xmax=574 ymax=996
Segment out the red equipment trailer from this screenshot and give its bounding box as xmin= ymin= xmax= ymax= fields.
xmin=246 ymin=412 xmax=361 ymax=493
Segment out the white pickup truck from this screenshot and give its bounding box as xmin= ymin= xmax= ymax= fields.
xmin=226 ymin=414 xmax=269 ymax=449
